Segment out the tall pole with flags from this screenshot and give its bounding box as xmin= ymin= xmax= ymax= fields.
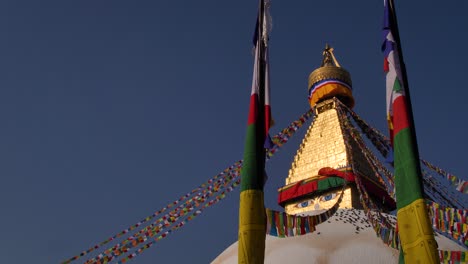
xmin=238 ymin=0 xmax=270 ymax=263
xmin=382 ymin=0 xmax=438 ymax=263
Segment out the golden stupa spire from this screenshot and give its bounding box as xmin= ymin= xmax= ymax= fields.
xmin=277 ymin=46 xmax=394 ymax=216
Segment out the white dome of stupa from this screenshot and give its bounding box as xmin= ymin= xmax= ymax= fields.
xmin=212 ymin=209 xmax=465 ymax=264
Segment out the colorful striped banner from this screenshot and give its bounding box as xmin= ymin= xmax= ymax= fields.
xmin=439 ymin=250 xmax=468 ymax=263
xmin=428 ymin=201 xmax=468 ymax=247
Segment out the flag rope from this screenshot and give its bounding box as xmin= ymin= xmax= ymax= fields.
xmin=62 ymin=108 xmax=314 ymax=263
xmin=422 ymin=160 xmax=468 ymax=195
xmin=422 ymin=170 xmax=466 ymax=209
xmin=337 ymin=98 xmax=468 ymax=255
xmin=336 ymin=99 xmax=398 ymax=248
xmin=335 ymin=100 xmax=395 ymax=199
xmin=103 ymin=179 xmax=242 ymax=263
xmin=62 ymin=161 xmax=242 ymax=264
xmin=423 ymin=172 xmax=454 ymax=208
xmin=338 ymin=99 xmax=467 ymax=198
xmin=86 ymin=166 xmax=241 ymax=263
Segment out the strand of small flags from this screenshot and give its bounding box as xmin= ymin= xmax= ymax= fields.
xmin=324 ymin=100 xmax=467 ymax=259
xmin=340 ymin=107 xmax=468 ymax=253
xmin=85 ymin=172 xmax=241 ymax=263
xmin=353 ymin=167 xmax=399 ymax=249
xmin=62 ymin=104 xmax=466 ymax=263
xmin=63 ymin=109 xmax=314 ymax=263
xmin=341 ymin=99 xmax=464 ymax=209
xmin=338 ymin=99 xmax=468 ymax=252
xmin=83 ymin=162 xmax=240 ymax=263
xmin=422 ymin=170 xmax=465 ymax=209
xmin=338 ymin=99 xmax=468 ymax=197
xmin=336 ymin=103 xmax=399 ymax=248
xmin=439 ymin=250 xmax=468 ymax=264
xmin=335 ymin=100 xmax=395 ymax=198
xmin=61 ymin=160 xmax=242 ymax=264
xmin=85 ymin=181 xmax=240 ymax=264
xmin=428 ymin=201 xmax=468 ymax=247
xmin=422 ymin=159 xmax=468 ymax=195
xmin=112 ymin=180 xmax=241 ymax=264
xmin=266 ymin=186 xmax=344 ymax=237
xmin=337 ymin=100 xmax=392 ymax=159
xmin=267 ymin=108 xmax=314 ymax=159
xmin=99 ymin=110 xmax=314 ymax=262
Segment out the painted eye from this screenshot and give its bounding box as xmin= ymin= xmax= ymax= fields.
xmin=296 ymin=200 xmax=310 ymax=208
xmin=321 ymin=193 xmax=337 ymax=202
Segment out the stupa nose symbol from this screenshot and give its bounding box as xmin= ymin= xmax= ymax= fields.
xmin=314 ymin=202 xmax=320 ymax=210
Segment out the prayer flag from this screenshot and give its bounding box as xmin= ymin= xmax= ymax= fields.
xmin=238 ymin=1 xmax=270 ymax=263
xmin=382 ymin=0 xmax=438 ymax=263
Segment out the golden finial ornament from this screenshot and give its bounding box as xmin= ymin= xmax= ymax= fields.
xmin=308 ymin=44 xmax=354 ymax=108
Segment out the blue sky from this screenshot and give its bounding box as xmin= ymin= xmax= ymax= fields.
xmin=0 ymin=1 xmax=466 ymax=263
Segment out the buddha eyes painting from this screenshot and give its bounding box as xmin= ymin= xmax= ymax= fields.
xmin=294 ymin=190 xmax=340 ymax=210
xmin=297 ymin=200 xmax=311 ymax=208
xmin=320 ymin=193 xmax=337 ymax=202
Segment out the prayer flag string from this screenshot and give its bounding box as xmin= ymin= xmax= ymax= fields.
xmin=339 ymin=100 xmax=392 ymax=159
xmin=267 ymin=109 xmax=314 ymax=159
xmin=86 ymin=167 xmax=241 ymax=263
xmin=428 ymin=201 xmax=468 ymax=248
xmin=63 ymin=109 xmax=314 ymax=264
xmin=335 ymin=100 xmax=395 ymax=199
xmin=339 ymin=100 xmax=467 ymax=197
xmin=422 ymin=159 xmax=468 ymax=195
xmin=61 ymin=161 xmax=242 ymax=264
xmin=336 ymin=100 xmax=399 ymax=248
xmin=104 ymin=179 xmax=241 ymax=263
xmin=86 ymin=172 xmax=239 ymax=263
xmin=439 ymin=250 xmax=468 ymax=263
xmin=337 ymin=99 xmax=467 ymax=253
xmin=422 ymin=169 xmax=465 ymax=209
xmin=63 ymin=102 xmax=466 ymax=263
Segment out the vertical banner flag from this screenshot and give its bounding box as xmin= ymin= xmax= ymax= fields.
xmin=264 ymin=44 xmax=273 ymax=150
xmin=382 ymin=0 xmax=439 ymax=263
xmin=238 ymin=0 xmax=270 ymax=263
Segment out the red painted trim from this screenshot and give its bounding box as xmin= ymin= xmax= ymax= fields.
xmin=277 ymin=170 xmax=356 ymax=205
xmin=318 ymin=167 xmax=356 ymax=182
xmin=277 ymin=180 xmax=318 ymax=205
xmin=277 ymin=168 xmax=396 ymax=209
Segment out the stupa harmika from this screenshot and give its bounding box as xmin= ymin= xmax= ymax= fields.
xmin=212 ymin=46 xmax=465 ymax=264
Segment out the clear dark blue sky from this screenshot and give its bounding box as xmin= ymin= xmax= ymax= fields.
xmin=0 ymin=1 xmax=466 ymax=263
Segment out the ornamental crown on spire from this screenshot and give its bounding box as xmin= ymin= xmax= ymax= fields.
xmin=308 ymin=45 xmax=354 ymax=108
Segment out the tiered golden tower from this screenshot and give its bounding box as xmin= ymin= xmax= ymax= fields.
xmin=278 ymin=45 xmax=394 ymax=215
